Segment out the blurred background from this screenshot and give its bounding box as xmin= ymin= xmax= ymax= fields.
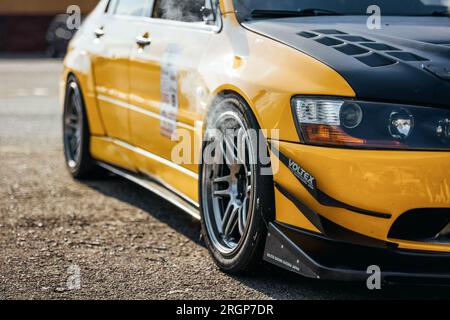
xmin=0 ymin=0 xmax=98 ymax=57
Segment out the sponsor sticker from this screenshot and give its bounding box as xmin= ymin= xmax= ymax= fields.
xmin=288 ymin=159 xmax=316 ymax=191
xmin=160 ymin=44 xmax=181 ymax=139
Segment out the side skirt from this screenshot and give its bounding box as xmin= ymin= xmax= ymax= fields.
xmin=97 ymin=162 xmax=201 ymax=220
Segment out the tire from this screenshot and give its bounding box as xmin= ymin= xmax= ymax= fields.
xmin=199 ymin=93 xmax=275 ymax=274
xmin=63 ymin=75 xmax=100 ymax=179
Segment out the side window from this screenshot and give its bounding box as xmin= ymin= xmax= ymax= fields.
xmin=114 ymin=0 xmax=150 ymax=17
xmin=153 ymin=0 xmax=209 ymax=22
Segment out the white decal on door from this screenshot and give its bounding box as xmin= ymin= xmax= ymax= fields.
xmin=160 ymin=44 xmax=181 ymax=139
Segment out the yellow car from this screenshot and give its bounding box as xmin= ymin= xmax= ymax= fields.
xmin=61 ymin=0 xmax=450 ymax=283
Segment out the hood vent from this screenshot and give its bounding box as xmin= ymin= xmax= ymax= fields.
xmin=312 ymin=29 xmax=347 ymax=35
xmin=387 ymin=51 xmax=428 ymax=62
xmin=361 ymin=42 xmax=398 ymax=51
xmin=334 ymin=44 xmax=369 ymax=56
xmin=336 ymin=35 xmax=374 ymax=42
xmin=298 ymin=29 xmax=432 ymax=68
xmin=298 ymin=31 xmax=318 ymax=38
xmin=355 ymin=53 xmax=396 ymax=67
xmin=315 ymin=37 xmax=344 ymax=46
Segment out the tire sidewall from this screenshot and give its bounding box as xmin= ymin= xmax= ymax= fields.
xmin=63 ymin=75 xmax=93 ymax=178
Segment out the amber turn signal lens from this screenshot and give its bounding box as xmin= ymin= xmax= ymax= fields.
xmin=302 ymin=124 xmax=365 ymax=146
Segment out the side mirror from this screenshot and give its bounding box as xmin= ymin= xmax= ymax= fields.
xmin=201 ymin=0 xmax=216 ymax=24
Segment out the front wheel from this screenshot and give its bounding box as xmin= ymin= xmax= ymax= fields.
xmin=199 ymin=94 xmax=275 ymax=274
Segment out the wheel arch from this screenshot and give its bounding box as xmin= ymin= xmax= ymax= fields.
xmin=204 ymin=86 xmax=277 ymax=226
xmin=208 ymin=85 xmax=265 ymax=133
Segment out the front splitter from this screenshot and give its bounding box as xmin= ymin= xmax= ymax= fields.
xmin=263 ymin=222 xmax=450 ymax=285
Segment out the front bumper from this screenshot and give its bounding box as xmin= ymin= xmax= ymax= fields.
xmin=272 ymin=141 xmax=450 ymax=253
xmin=264 ymin=222 xmax=450 ymax=284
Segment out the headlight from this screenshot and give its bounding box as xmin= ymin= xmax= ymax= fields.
xmin=292 ymin=96 xmax=450 ymax=150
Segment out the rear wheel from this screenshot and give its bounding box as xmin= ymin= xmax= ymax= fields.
xmin=199 ymin=94 xmax=275 ymax=274
xmin=63 ymin=75 xmax=100 ymax=179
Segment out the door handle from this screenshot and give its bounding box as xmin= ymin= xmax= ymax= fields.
xmin=94 ymin=27 xmax=105 ymax=38
xmin=136 ymin=35 xmax=151 ymax=47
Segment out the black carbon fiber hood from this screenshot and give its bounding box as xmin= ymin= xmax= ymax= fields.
xmin=243 ymin=16 xmax=450 ymax=107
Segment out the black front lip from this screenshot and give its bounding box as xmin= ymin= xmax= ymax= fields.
xmin=264 ymin=222 xmax=450 ymax=284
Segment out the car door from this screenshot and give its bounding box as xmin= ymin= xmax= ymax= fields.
xmin=128 ymin=0 xmax=218 ymax=201
xmin=92 ymin=0 xmax=152 ymax=143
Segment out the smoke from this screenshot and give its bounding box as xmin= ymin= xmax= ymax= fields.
xmin=163 ymin=0 xmax=278 ymax=175
xmin=159 ymin=0 xmax=205 ymax=23
xmin=179 ymin=72 xmax=209 ymax=115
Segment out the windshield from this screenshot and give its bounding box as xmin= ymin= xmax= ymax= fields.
xmin=234 ymin=0 xmax=450 ymax=21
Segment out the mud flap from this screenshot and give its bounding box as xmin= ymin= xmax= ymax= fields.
xmin=263 ymin=222 xmax=319 ymax=279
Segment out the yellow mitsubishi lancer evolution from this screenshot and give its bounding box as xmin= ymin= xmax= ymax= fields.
xmin=61 ymin=0 xmax=450 ymax=283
